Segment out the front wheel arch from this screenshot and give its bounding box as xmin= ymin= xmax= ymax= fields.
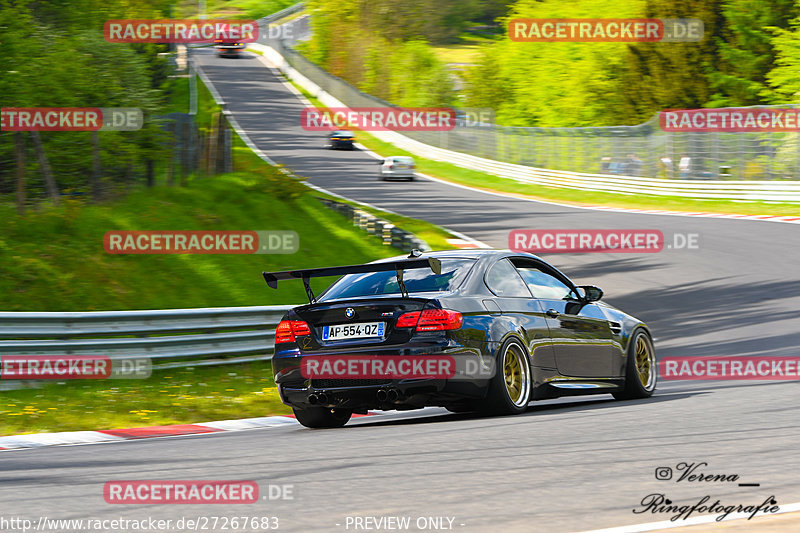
xmin=614 ymin=327 xmax=656 ymax=400
xmin=483 ymin=337 xmax=532 ymax=414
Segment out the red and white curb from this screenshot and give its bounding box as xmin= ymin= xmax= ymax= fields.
xmin=0 ymin=412 xmax=387 ymax=451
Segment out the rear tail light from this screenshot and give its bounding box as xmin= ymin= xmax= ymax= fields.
xmin=389 ymin=164 xmax=394 ymax=170
xmin=395 ymin=309 xmax=463 ymax=331
xmin=396 ymin=312 xmax=421 ymax=328
xmin=275 ymin=320 xmax=312 ymax=344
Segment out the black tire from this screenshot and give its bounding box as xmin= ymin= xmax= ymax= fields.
xmin=292 ymin=406 xmax=352 ymax=428
xmin=444 ymin=403 xmax=476 ymax=414
xmin=613 ymin=329 xmax=657 ymax=400
xmin=483 ymin=338 xmax=532 ymax=415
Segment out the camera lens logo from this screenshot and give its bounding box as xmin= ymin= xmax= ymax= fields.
xmin=345 ymin=308 xmax=355 ymax=319
xmin=655 ymin=467 xmax=673 ymax=480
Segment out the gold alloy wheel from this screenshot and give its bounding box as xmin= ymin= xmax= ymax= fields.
xmin=635 ymin=334 xmax=655 ymax=390
xmin=503 ymin=344 xmax=530 ymax=407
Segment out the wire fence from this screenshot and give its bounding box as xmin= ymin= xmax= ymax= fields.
xmin=1 ymin=105 xmax=233 ymax=213
xmin=268 ymin=36 xmax=800 ymax=181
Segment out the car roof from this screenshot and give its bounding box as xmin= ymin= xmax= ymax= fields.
xmin=331 ymin=130 xmax=353 ymax=135
xmin=372 ymin=249 xmax=537 ymax=262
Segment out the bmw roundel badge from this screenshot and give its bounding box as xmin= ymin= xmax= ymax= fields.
xmin=345 ymin=307 xmax=355 ymax=319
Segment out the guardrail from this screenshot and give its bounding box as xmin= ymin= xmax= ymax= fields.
xmin=258 ymin=14 xmax=800 ymax=201
xmin=257 ymin=3 xmax=305 ymax=27
xmin=317 ymin=197 xmax=431 ymax=251
xmin=0 ymin=306 xmax=293 ymax=381
xmin=367 ymin=131 xmax=800 ymax=202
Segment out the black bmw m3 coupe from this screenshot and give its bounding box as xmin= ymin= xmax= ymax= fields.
xmin=263 ymin=249 xmax=656 ymax=428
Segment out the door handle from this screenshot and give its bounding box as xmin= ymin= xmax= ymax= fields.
xmin=545 ymin=308 xmax=559 ymax=318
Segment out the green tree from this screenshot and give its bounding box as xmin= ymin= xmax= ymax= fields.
xmin=709 ymin=0 xmax=796 ymax=107
xmin=618 ymin=0 xmax=725 ymax=123
xmin=765 ymin=0 xmax=800 ymax=102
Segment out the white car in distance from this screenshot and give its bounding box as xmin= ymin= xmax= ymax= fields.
xmin=378 ymin=156 xmax=416 ymax=181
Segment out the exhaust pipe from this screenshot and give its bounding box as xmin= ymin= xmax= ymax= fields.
xmin=308 ymin=392 xmax=330 ymax=405
xmin=377 ymin=388 xmax=402 ymax=403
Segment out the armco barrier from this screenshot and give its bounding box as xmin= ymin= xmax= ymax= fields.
xmin=254 ymin=7 xmax=800 ymax=201
xmin=317 ymin=197 xmax=431 ymax=252
xmin=0 ymin=306 xmax=293 ymax=381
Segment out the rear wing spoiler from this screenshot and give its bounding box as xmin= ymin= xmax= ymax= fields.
xmin=262 ymin=257 xmax=442 ymax=302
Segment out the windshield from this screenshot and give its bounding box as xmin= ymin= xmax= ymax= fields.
xmin=318 ymin=258 xmax=475 ymax=301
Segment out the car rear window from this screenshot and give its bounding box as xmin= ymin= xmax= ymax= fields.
xmin=318 ymin=259 xmax=476 ymax=301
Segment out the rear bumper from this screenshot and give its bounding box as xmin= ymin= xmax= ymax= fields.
xmin=380 ymin=170 xmax=415 ymax=179
xmin=274 ymin=348 xmax=492 ymax=411
xmin=330 ymin=140 xmax=354 ymax=149
xmin=215 ymin=45 xmax=245 ymax=55
xmin=279 ymin=378 xmax=487 ymax=411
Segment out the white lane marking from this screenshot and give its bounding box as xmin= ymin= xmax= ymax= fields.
xmin=580 ymin=501 xmax=800 ymax=532
xmin=0 ymin=409 xmax=452 ymax=450
xmin=199 ymin=416 xmax=299 ymax=431
xmin=0 ymin=431 xmax=126 ymax=449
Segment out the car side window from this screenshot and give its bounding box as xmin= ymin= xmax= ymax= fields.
xmin=516 ymin=265 xmax=575 ymax=300
xmin=485 ymin=259 xmax=531 ymax=297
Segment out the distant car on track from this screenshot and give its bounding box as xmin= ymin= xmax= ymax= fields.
xmin=263 ymin=249 xmax=657 ymax=428
xmin=214 ymin=29 xmax=246 ymax=58
xmin=326 ymin=130 xmax=355 ymax=150
xmin=379 ymin=156 xmax=416 ymax=181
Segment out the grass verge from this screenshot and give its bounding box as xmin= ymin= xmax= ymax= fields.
xmin=1 ymin=361 xmax=290 ymax=436
xmin=0 ymin=71 xmax=462 ymax=436
xmin=285 ymin=70 xmax=800 ymax=217
xmin=347 ymin=130 xmax=800 ymax=217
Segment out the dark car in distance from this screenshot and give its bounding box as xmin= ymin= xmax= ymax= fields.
xmin=263 ymin=250 xmax=656 ymax=428
xmin=327 ymin=130 xmax=355 ymax=150
xmin=214 ymin=24 xmax=246 ymax=57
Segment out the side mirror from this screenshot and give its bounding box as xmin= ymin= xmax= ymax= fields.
xmin=578 ymin=285 xmax=603 ymax=302
xmin=378 ymin=160 xmax=385 ymax=164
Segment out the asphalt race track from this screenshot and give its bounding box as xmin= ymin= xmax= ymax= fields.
xmin=2 ymin=48 xmax=799 ymax=533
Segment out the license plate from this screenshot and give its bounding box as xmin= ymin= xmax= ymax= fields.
xmin=323 ymin=322 xmax=385 ymax=341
